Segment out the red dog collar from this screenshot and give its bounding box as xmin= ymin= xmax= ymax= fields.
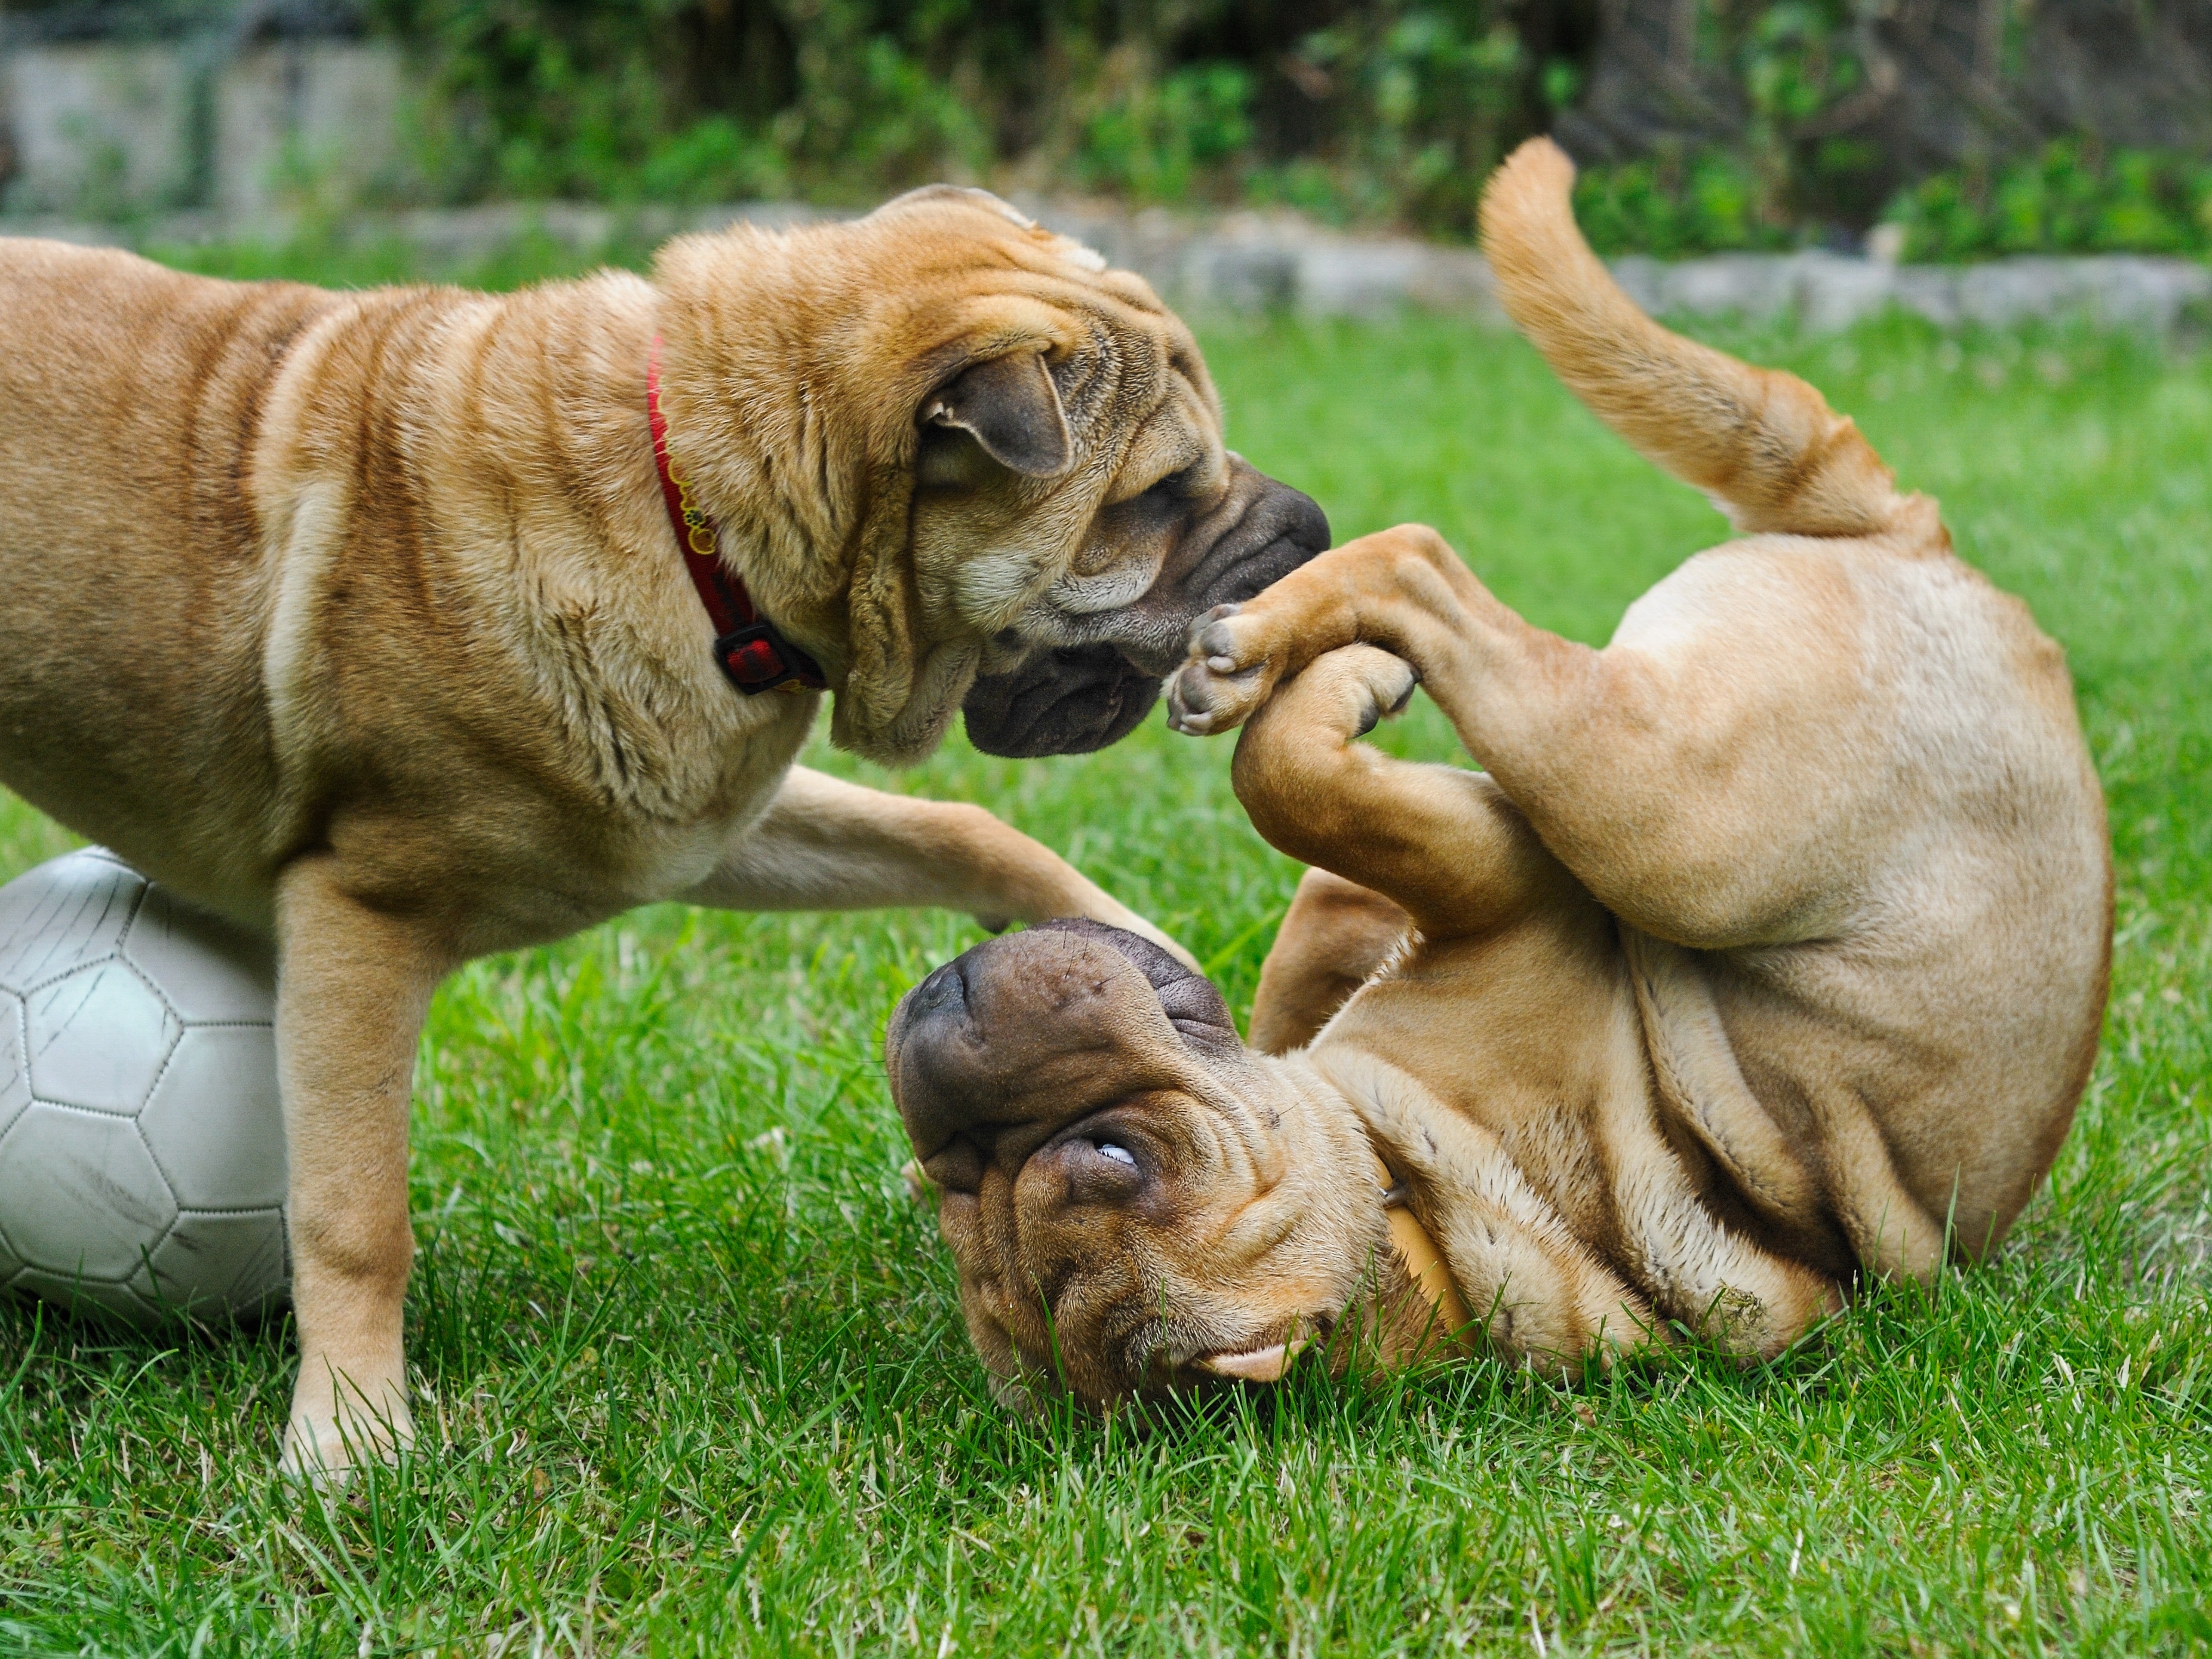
xmin=646 ymin=337 xmax=826 ymax=696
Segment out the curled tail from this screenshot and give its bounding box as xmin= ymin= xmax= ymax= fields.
xmin=1480 ymin=139 xmax=1912 ymax=539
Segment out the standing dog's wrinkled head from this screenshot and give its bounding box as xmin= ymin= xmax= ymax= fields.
xmin=654 ymin=187 xmax=1329 ymax=765
xmin=884 ymin=920 xmax=1418 ymax=1404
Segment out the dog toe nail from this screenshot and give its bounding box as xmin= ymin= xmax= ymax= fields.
xmin=1206 ymin=655 xmax=1237 ymax=673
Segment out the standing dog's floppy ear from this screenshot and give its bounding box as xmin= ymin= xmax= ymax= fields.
xmin=925 ymin=351 xmax=1072 ymax=478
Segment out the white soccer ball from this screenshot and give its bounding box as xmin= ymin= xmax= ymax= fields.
xmin=0 ymin=847 xmax=288 ymax=1326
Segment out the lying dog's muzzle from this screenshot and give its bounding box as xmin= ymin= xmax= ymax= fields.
xmin=961 ymin=470 xmax=1329 ymax=758
xmin=886 ymin=920 xmax=1238 ymax=1192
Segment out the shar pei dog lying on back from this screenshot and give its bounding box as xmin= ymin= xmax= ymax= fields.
xmin=886 ymin=142 xmax=2109 ymax=1403
xmin=0 ymin=187 xmax=1326 ymax=1472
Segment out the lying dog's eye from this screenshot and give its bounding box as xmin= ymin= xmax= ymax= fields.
xmin=1142 ymin=467 xmax=1192 ymax=500
xmin=1060 ymin=1132 xmax=1145 ymax=1202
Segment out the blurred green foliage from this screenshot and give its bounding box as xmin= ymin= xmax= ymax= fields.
xmin=1559 ymin=0 xmax=1893 ymax=255
xmin=1570 ymin=143 xmax=2212 ymax=261
xmin=265 ymin=0 xmax=2208 ymax=254
xmin=1572 ymin=147 xmax=1795 ymax=256
xmin=1887 ymin=142 xmax=2212 ymax=262
xmin=1549 ymin=0 xmax=2212 ymax=258
xmin=365 ymin=0 xmax=1582 ymax=237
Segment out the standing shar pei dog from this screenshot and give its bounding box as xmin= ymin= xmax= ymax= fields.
xmin=0 ymin=188 xmax=1327 ymax=1471
xmin=886 ymin=140 xmax=2110 ymax=1402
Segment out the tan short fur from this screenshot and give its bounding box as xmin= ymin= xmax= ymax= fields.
xmin=886 ymin=141 xmax=2110 ymax=1399
xmin=0 ymin=188 xmax=1328 ymax=1470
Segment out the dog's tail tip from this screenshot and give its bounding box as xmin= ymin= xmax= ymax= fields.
xmin=1477 ymin=140 xmax=1584 ymax=276
xmin=1488 ymin=135 xmax=1576 ymax=203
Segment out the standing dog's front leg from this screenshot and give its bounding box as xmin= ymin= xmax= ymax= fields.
xmin=276 ymin=856 xmax=451 ymax=1478
xmin=684 ymin=766 xmax=1197 ymax=969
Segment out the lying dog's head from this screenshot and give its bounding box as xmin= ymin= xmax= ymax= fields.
xmin=886 ymin=919 xmax=1430 ymax=1403
xmin=655 ymin=188 xmax=1328 ymax=764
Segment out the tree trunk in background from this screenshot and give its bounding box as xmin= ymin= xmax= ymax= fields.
xmin=1564 ymin=0 xmax=2212 ymax=173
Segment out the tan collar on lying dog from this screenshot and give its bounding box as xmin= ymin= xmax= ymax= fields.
xmin=1373 ymin=1150 xmax=1477 ymax=1347
xmin=1198 ymin=1150 xmax=1474 ymax=1382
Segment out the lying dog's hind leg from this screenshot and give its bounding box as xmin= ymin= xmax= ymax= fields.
xmin=275 ymin=856 xmax=453 ymax=1479
xmin=1230 ymin=643 xmax=1577 ymax=944
xmin=683 ymin=765 xmax=1196 ymax=969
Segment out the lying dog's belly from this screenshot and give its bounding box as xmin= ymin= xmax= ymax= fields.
xmin=1314 ymin=806 xmax=2103 ymax=1359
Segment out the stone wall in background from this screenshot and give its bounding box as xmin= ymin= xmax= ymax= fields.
xmin=0 ymin=39 xmax=404 ymax=217
xmin=1033 ymin=207 xmax=2212 ymax=331
xmin=210 ymin=41 xmax=403 ymax=215
xmin=1 ymin=44 xmax=196 ymax=214
xmin=2 ymin=30 xmax=2207 ymax=334
xmin=11 ymin=191 xmax=2210 ymax=336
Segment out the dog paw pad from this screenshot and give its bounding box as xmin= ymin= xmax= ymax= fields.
xmin=1194 ymin=619 xmax=1245 ymax=663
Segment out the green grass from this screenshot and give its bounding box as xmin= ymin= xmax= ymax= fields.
xmin=2 ymin=263 xmax=2208 ymax=1653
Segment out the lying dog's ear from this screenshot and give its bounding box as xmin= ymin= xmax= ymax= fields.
xmin=924 ymin=351 xmax=1072 ymax=479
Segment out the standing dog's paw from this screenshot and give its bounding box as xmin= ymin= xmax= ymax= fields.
xmin=902 ymin=1157 xmax=941 ymax=1210
xmin=1166 ymin=605 xmax=1286 ymax=736
xmin=281 ymin=1379 xmax=414 ymax=1482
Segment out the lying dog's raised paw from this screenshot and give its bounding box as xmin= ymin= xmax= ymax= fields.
xmin=1341 ymin=646 xmax=1419 ymax=737
xmin=1166 ymin=604 xmax=1284 ymax=735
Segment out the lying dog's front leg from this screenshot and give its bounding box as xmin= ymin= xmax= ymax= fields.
xmin=275 ymin=856 xmax=451 ymax=1479
xmin=684 ymin=766 xmax=1197 ymax=970
xmin=1168 ymin=524 xmax=1559 ymax=741
xmin=1173 ymin=524 xmax=1873 ymax=952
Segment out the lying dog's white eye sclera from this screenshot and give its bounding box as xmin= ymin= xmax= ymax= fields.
xmin=1098 ymin=1142 xmax=1137 ymax=1167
